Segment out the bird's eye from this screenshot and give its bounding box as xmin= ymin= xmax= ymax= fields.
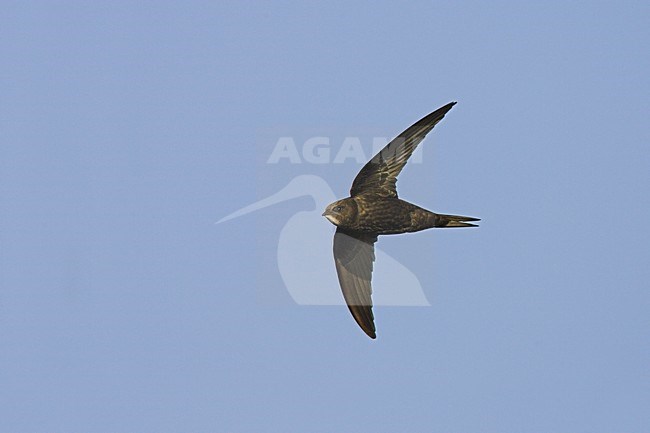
xmin=333 ymin=206 xmax=343 ymax=212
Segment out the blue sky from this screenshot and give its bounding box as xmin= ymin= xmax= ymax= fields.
xmin=1 ymin=2 xmax=649 ymax=432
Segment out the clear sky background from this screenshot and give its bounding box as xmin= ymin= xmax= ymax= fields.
xmin=1 ymin=2 xmax=649 ymax=432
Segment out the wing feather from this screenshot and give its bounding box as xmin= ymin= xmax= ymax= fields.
xmin=333 ymin=228 xmax=378 ymax=339
xmin=350 ymin=102 xmax=456 ymax=198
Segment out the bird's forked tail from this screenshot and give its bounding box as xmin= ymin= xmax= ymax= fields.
xmin=434 ymin=213 xmax=480 ymax=228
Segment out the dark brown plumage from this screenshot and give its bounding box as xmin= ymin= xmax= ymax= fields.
xmin=322 ymin=102 xmax=479 ymax=339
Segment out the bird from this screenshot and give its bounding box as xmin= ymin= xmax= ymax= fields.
xmin=322 ymin=101 xmax=479 ymax=339
xmin=217 ymin=175 xmax=431 ymax=307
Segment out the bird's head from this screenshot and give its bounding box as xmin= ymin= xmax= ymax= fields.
xmin=322 ymin=198 xmax=358 ymax=228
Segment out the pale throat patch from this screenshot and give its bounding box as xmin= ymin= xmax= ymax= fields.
xmin=325 ymin=214 xmax=341 ymax=225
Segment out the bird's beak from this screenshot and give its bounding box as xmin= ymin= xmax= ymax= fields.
xmin=322 ymin=209 xmax=339 ymax=225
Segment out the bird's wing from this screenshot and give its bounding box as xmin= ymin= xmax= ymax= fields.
xmin=350 ymin=102 xmax=456 ymax=198
xmin=333 ymin=228 xmax=378 ymax=339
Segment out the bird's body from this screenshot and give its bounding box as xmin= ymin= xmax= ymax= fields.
xmin=323 ymin=101 xmax=479 ymax=339
xmin=326 ymin=195 xmax=477 ymax=235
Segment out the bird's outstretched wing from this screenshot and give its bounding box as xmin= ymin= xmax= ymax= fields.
xmin=350 ymin=102 xmax=456 ymax=198
xmin=333 ymin=228 xmax=378 ymax=339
